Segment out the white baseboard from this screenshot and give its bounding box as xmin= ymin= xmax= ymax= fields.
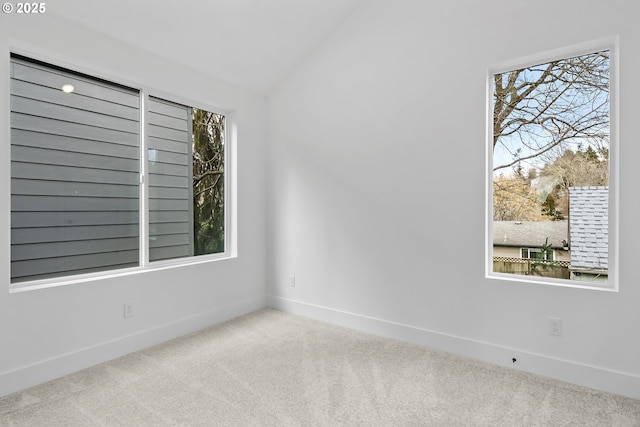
xmin=0 ymin=296 xmax=266 ymax=398
xmin=267 ymin=296 xmax=640 ymax=401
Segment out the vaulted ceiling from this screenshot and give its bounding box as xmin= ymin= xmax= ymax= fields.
xmin=49 ymin=0 xmax=363 ymax=94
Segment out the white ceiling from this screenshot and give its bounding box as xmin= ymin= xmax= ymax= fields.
xmin=49 ymin=0 xmax=363 ymax=94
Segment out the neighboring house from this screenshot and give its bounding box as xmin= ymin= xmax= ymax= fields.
xmin=493 ymin=220 xmax=570 ymax=262
xmin=568 ymin=186 xmax=608 ymax=283
xmin=493 ymin=220 xmax=570 ymax=278
xmin=492 ymin=186 xmax=609 ymax=283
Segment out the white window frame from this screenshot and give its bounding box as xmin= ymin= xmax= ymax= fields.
xmin=520 ymin=248 xmax=554 ymax=262
xmin=485 ymin=37 xmax=619 ymax=292
xmin=7 ymin=48 xmax=236 ymax=293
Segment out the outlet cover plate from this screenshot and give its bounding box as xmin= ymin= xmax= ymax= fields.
xmin=549 ymin=318 xmax=562 ymax=336
xmin=124 ymin=302 xmax=134 ymax=318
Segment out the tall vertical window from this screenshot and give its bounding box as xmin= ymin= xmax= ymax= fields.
xmin=191 ymin=108 xmax=225 ymax=256
xmin=488 ymin=41 xmax=616 ymax=289
xmin=9 ymin=54 xmax=228 ymax=286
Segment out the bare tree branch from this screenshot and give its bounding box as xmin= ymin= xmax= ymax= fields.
xmin=193 ymin=170 xmax=224 ymax=187
xmin=492 ymin=51 xmax=609 ymax=172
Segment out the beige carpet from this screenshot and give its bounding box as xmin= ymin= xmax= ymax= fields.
xmin=1 ymin=309 xmax=639 ymax=426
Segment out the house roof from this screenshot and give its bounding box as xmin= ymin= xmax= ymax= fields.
xmin=569 ymin=186 xmax=608 ymax=270
xmin=493 ymin=221 xmax=568 ymax=249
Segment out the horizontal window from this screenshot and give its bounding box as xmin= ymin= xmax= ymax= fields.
xmin=521 ymin=248 xmax=554 ymax=261
xmin=9 ymin=54 xmax=228 ymax=285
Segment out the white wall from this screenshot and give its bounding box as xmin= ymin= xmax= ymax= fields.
xmin=267 ymin=0 xmax=640 ymax=399
xmin=0 ymin=15 xmax=267 ymax=396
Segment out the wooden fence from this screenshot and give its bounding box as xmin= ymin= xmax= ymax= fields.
xmin=493 ymin=257 xmax=570 ymax=279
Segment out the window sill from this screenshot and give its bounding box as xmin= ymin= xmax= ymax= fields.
xmin=486 ymin=271 xmax=618 ymax=292
xmin=8 ymin=253 xmax=236 ymax=294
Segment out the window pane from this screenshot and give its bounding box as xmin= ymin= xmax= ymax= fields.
xmin=148 ymin=97 xmax=192 ymax=261
xmin=192 ymin=108 xmax=225 ymax=256
xmin=491 ymin=49 xmax=609 ymax=284
xmin=148 ymin=98 xmax=225 ymax=261
xmin=10 ymin=56 xmax=140 ymax=282
xmin=530 ymin=250 xmax=544 ymax=260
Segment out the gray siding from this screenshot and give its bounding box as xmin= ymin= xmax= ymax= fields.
xmin=10 ymin=56 xmax=140 ymax=282
xmin=148 ymin=97 xmax=192 ymax=261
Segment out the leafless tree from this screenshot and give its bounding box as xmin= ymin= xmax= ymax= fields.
xmin=493 ymin=50 xmax=609 ymax=172
xmin=493 ymin=174 xmax=544 ymax=221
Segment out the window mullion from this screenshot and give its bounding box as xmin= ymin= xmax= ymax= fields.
xmin=187 ymin=107 xmax=194 ymax=257
xmin=140 ymin=91 xmax=149 ymax=268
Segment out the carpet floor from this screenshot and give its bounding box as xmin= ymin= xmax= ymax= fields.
xmin=1 ymin=308 xmax=639 ymax=426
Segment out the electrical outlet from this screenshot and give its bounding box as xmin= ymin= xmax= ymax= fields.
xmin=124 ymin=302 xmax=134 ymax=318
xmin=289 ymin=275 xmax=296 ymax=287
xmin=549 ymin=318 xmax=562 ymax=336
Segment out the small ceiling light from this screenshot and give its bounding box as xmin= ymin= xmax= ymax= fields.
xmin=61 ymin=84 xmax=75 ymax=93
